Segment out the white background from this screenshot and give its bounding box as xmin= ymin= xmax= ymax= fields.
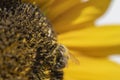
xmin=96 ymin=0 xmax=120 ymax=25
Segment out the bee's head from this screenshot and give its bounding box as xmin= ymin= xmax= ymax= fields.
xmin=51 ymin=44 xmax=69 ymax=70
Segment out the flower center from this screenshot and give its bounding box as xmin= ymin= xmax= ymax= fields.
xmin=0 ymin=0 xmax=68 ymax=80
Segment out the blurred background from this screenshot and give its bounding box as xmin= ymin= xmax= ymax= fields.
xmin=96 ymin=0 xmax=120 ymax=25
xmin=96 ymin=0 xmax=120 ymax=64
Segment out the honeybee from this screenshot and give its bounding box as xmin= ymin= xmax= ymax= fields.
xmin=0 ymin=0 xmax=69 ymax=80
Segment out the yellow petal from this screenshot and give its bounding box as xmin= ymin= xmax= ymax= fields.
xmin=50 ymin=0 xmax=111 ymax=33
xmin=22 ymin=0 xmax=54 ymax=10
xmin=58 ymin=25 xmax=120 ymax=57
xmin=22 ymin=0 xmax=111 ymax=33
xmin=64 ymin=51 xmax=120 ymax=80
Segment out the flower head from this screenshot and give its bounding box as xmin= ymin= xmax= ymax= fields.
xmin=1 ymin=0 xmax=120 ymax=80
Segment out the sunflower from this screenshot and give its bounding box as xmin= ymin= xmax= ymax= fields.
xmin=22 ymin=0 xmax=120 ymax=80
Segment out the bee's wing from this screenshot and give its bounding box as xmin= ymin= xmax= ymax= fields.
xmin=67 ymin=50 xmax=80 ymax=65
xmin=62 ymin=45 xmax=80 ymax=65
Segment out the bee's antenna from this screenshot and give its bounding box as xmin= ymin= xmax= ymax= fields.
xmin=0 ymin=0 xmax=21 ymax=10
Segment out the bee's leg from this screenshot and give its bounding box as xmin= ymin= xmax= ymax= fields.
xmin=28 ymin=69 xmax=46 ymax=80
xmin=50 ymin=70 xmax=63 ymax=80
xmin=49 ymin=55 xmax=66 ymax=80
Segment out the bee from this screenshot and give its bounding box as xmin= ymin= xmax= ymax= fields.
xmin=0 ymin=0 xmax=69 ymax=80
